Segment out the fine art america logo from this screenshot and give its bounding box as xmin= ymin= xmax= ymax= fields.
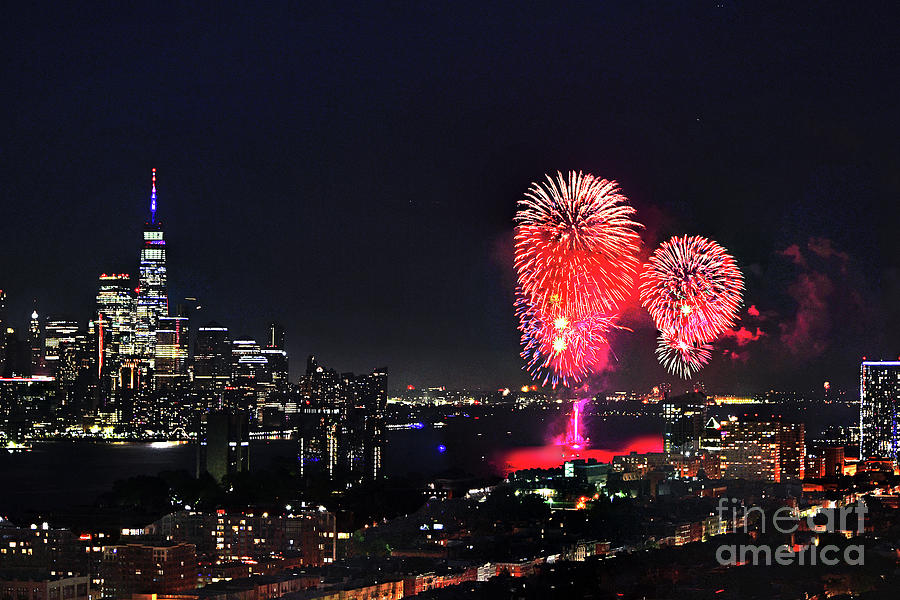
xmin=715 ymin=498 xmax=867 ymax=566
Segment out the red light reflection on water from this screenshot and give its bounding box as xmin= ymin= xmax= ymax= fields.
xmin=493 ymin=434 xmax=663 ymax=474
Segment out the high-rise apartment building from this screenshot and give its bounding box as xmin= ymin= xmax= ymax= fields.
xmin=718 ymin=416 xmax=805 ymax=482
xmin=662 ymin=392 xmax=707 ymax=455
xmin=134 ymin=169 xmax=168 ymax=363
xmin=100 ymin=541 xmax=197 ymax=598
xmin=859 ymin=361 xmax=900 ymax=460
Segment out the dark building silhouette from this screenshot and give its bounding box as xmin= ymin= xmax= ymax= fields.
xmin=197 ymin=410 xmax=250 ymax=482
xmin=193 ymin=322 xmax=230 ymax=389
xmin=298 ymin=356 xmax=386 ymax=482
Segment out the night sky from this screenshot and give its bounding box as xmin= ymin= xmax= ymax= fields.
xmin=2 ymin=2 xmax=899 ymax=393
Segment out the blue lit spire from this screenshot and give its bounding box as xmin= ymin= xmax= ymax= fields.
xmin=149 ymin=168 xmax=157 ymax=223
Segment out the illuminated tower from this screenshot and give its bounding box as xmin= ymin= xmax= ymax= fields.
xmin=29 ymin=306 xmax=43 ymax=375
xmin=719 ymin=417 xmax=805 ymax=482
xmin=859 ymin=361 xmax=900 ymax=461
xmin=96 ymin=274 xmax=137 ymax=387
xmin=134 ymin=169 xmax=168 ymax=364
xmin=359 ymin=367 xmax=387 ymax=480
xmin=0 ymin=289 xmax=7 ymax=371
xmin=266 ymin=321 xmax=285 ymax=350
xmin=263 ymin=321 xmax=288 ymax=387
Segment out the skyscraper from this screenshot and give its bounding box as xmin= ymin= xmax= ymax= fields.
xmin=29 ymin=307 xmax=43 ymax=375
xmin=859 ymin=361 xmax=900 ymax=460
xmin=197 ymin=410 xmax=250 ymax=482
xmin=263 ymin=321 xmax=288 ymax=386
xmin=134 ymin=169 xmax=168 ymax=364
xmin=154 ymin=313 xmax=190 ymax=389
xmin=661 ymin=392 xmax=707 ymax=455
xmin=298 ymin=357 xmax=386 ymax=482
xmin=96 ymin=273 xmax=136 ymax=387
xmin=266 ymin=321 xmax=285 ymax=350
xmin=44 ymin=318 xmax=79 ymax=374
xmin=194 ymin=322 xmax=231 ymax=389
xmin=0 ymin=289 xmax=6 ymax=372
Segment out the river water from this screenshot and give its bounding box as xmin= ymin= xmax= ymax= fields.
xmin=0 ymin=409 xmax=661 ymax=515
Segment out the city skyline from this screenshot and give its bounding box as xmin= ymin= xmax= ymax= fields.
xmin=3 ymin=5 xmax=900 ymax=599
xmin=1 ymin=164 xmax=893 ymax=394
xmin=3 ymin=4 xmax=899 ymax=392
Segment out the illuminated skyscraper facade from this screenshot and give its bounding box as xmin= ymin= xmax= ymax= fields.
xmin=96 ymin=274 xmax=136 ymax=387
xmin=662 ymin=392 xmax=706 ymax=455
xmin=44 ymin=318 xmax=79 ymax=374
xmin=134 ymin=169 xmax=168 ymax=364
xmin=263 ymin=321 xmax=288 ymax=387
xmin=154 ymin=314 xmax=190 ymax=389
xmin=29 ymin=308 xmax=43 ymax=375
xmin=860 ymin=361 xmax=900 ymax=460
xmin=718 ymin=417 xmax=805 ymax=482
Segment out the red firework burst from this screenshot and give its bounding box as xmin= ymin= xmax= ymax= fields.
xmin=639 ymin=235 xmax=743 ymax=344
xmin=514 ymin=171 xmax=643 ymax=319
xmin=516 ymin=292 xmax=621 ymax=388
xmin=656 ymin=330 xmax=712 ymax=379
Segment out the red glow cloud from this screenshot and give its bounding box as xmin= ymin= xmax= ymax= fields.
xmin=747 ymin=305 xmax=760 ymax=317
xmin=780 ymin=244 xmax=807 ymax=268
xmin=721 ymin=326 xmax=766 ymax=347
xmin=779 ymin=271 xmax=833 ymax=356
xmin=808 ymin=237 xmax=850 ymax=265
